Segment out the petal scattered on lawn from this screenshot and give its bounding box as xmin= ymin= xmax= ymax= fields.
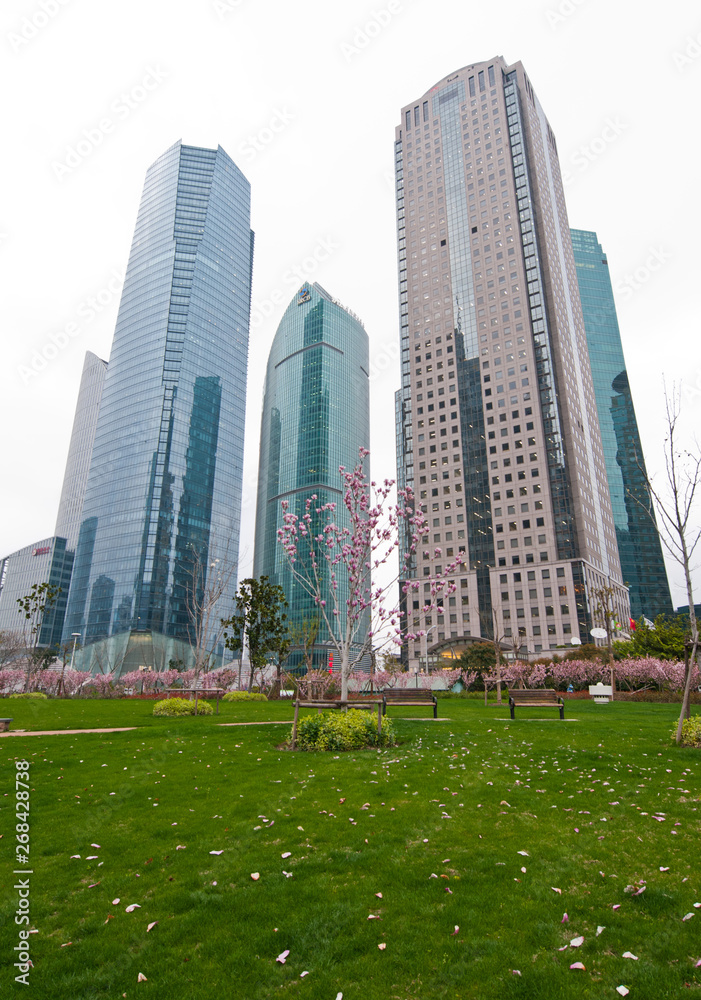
xmin=300 ymin=971 xmax=309 ymax=977
xmin=682 ymin=913 xmax=695 ymax=921
xmin=695 ymin=959 xmax=701 ymax=968
xmin=378 ymin=943 xmax=386 ymax=950
xmin=451 ymin=925 xmax=459 ymax=936
xmin=125 ymin=904 xmax=141 ymax=913
xmin=517 ymin=851 xmax=529 ymax=856
xmin=86 ymin=856 xmax=98 ymax=860
xmin=612 ymin=904 xmax=621 ymax=910
xmin=616 ymin=987 xmax=629 ymax=996
xmin=694 ymin=903 xmax=701 ymax=909
xmin=561 ymin=913 xmax=569 ymax=923
xmin=375 ymin=892 xmax=383 ymax=898
xmin=569 ymin=962 xmax=585 ymax=970
xmin=147 ymin=921 xmax=158 ymax=932
xmin=176 ymin=845 xmax=186 ymax=850
xmin=70 ymin=855 xmax=80 ymax=859
xmin=61 ymin=942 xmax=72 ymax=947
xmin=512 ymin=970 xmax=521 ymax=976
xmin=88 ymin=882 xmax=100 ymax=888
xmin=209 ymin=850 xmax=223 ymax=856
xmin=659 ymin=866 xmax=670 ymax=871
xmin=250 ymin=873 xmax=260 ymax=881
xmin=137 ymin=973 xmax=147 ymax=982
xmin=276 ymin=950 xmax=289 ymax=964
xmin=521 ymin=867 xmax=527 ymax=873
xmin=551 ymin=887 xmax=562 ymax=894
xmin=281 ymin=852 xmax=292 ymax=859
xmin=570 ymin=936 xmax=584 ymax=947
xmin=91 ymin=844 xmax=101 ymax=848
xmin=622 ymin=952 xmax=638 ymax=960
xmin=367 ymin=914 xmax=379 ymax=921
xmin=596 ymin=926 xmax=605 ymax=936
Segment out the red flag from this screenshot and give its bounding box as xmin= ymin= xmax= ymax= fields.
xmin=328 ymin=652 xmax=333 ymax=673
xmin=629 ymin=618 xmax=636 ymax=631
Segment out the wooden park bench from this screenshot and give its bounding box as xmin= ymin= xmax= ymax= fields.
xmin=382 ymin=688 xmax=438 ymax=719
xmin=508 ymin=688 xmax=564 ymax=720
xmin=0 ymin=718 xmax=13 ymax=732
xmin=291 ymin=697 xmax=384 ymax=749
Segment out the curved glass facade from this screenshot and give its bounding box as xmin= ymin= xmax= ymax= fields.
xmin=62 ymin=142 xmax=253 ymax=659
xmin=571 ymin=229 xmax=672 ymax=618
xmin=253 ymin=283 xmax=370 ymax=667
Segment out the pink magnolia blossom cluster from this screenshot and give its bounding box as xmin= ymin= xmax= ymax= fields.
xmin=277 ymin=449 xmax=464 ymax=700
xmin=482 ymin=657 xmax=697 ymax=692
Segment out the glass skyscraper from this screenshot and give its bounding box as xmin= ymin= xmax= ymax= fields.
xmin=571 ymin=229 xmax=672 ymax=619
xmin=62 ymin=141 xmax=253 ymax=670
xmin=395 ymin=58 xmax=630 ymax=666
xmin=0 ymin=537 xmax=73 ymax=649
xmin=253 ymin=283 xmax=370 ymax=668
xmin=55 ymin=350 xmax=108 ymax=552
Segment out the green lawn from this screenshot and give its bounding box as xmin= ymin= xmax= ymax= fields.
xmin=0 ymin=697 xmax=699 ymax=999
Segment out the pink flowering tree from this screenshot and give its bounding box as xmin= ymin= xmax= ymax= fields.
xmin=277 ymin=449 xmax=463 ymax=702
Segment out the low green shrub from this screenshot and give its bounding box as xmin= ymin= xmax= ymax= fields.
xmin=153 ymin=697 xmax=213 ymax=717
xmin=675 ymin=714 xmax=701 ymax=747
xmin=9 ymin=692 xmax=48 ymax=699
xmin=221 ymin=691 xmax=268 ymax=702
xmin=296 ymin=709 xmax=396 ymax=751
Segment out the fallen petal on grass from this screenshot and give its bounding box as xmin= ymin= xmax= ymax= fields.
xmin=250 ymin=873 xmax=260 ymax=881
xmin=569 ymin=962 xmax=585 ymax=970
xmin=570 ymin=936 xmax=584 ymax=947
xmin=616 ymin=988 xmax=629 ymax=997
xmin=125 ymin=904 xmax=141 ymax=913
xmin=622 ymin=952 xmax=638 ymax=960
xmin=276 ymin=949 xmax=289 ymax=964
xmin=137 ymin=972 xmax=147 ymax=982
xmin=378 ymin=942 xmax=386 ymax=950
xmin=147 ymin=921 xmax=158 ymax=932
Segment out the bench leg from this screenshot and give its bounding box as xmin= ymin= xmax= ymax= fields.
xmin=510 ymin=704 xmax=515 ymax=720
xmin=433 ymin=701 xmax=437 ymax=719
xmin=559 ymin=705 xmax=564 ymax=720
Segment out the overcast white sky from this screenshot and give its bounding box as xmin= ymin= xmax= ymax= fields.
xmin=1 ymin=0 xmax=699 ymax=610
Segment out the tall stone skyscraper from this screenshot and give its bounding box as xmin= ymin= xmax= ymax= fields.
xmin=253 ymin=283 xmax=370 ymax=669
xmin=394 ymin=58 xmax=630 ymax=666
xmin=570 ymin=228 xmax=672 ymax=620
xmin=63 ymin=142 xmax=253 ymax=671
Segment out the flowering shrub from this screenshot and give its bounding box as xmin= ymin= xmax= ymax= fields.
xmin=222 ymin=691 xmax=267 ymax=702
xmin=675 ymin=715 xmax=701 ymax=748
xmin=9 ymin=691 xmax=47 ymax=699
xmin=153 ymin=697 xmax=213 ymax=717
xmin=296 ymin=709 xmax=396 ymax=751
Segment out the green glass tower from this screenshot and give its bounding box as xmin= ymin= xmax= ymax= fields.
xmin=571 ymin=229 xmax=672 ymax=619
xmin=253 ymin=283 xmax=370 ymax=668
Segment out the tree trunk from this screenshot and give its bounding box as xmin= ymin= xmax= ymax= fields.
xmin=676 ymin=540 xmax=698 ymax=743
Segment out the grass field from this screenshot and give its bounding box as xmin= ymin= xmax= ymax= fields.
xmin=0 ymin=697 xmax=699 ymax=999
